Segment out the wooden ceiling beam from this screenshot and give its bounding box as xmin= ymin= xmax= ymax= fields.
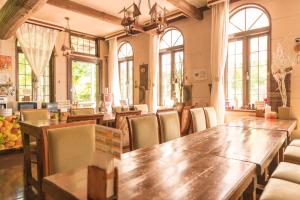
xmin=47 ymin=0 xmax=122 ymax=25
xmin=166 ymin=0 xmax=203 ymax=20
xmin=0 ymin=0 xmax=48 ymax=39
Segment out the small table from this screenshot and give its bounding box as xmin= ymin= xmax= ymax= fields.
xmin=226 ymin=117 xmax=297 ymax=143
xmin=20 ymin=120 xmax=95 ymax=200
xmin=43 ymin=150 xmax=257 ymax=200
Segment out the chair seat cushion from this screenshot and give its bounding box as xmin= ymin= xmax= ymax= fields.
xmin=260 ymin=178 xmax=300 ymax=200
xmin=289 ymin=139 xmax=300 ymax=147
xmin=271 ymin=162 xmax=300 ymax=184
xmin=284 ymin=145 xmax=300 ymax=165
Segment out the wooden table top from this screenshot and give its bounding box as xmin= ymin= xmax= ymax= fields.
xmin=43 ymin=148 xmax=256 ymax=200
xmin=160 ymin=126 xmax=286 ymax=174
xmin=226 ymin=117 xmax=297 ymax=134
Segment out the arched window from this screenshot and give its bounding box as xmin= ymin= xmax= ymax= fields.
xmin=118 ymin=42 xmax=134 ymax=105
xmin=226 ymin=5 xmax=270 ymax=109
xmin=159 ymin=28 xmax=184 ymax=106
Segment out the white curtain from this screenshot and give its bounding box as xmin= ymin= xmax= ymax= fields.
xmin=210 ymin=0 xmax=229 ymax=124
xmin=149 ymin=34 xmax=160 ymax=112
xmin=16 ymin=23 xmax=58 ymax=101
xmin=108 ymin=38 xmax=121 ymax=106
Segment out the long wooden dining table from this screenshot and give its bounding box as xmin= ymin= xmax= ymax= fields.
xmin=41 ymin=117 xmax=296 ymax=200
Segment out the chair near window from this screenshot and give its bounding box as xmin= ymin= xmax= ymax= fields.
xmin=157 ymin=111 xmax=181 ymax=143
xmin=21 ymin=109 xmax=49 ymax=121
xmin=134 ymin=104 xmax=149 ymax=113
xmin=203 ymin=107 xmax=218 ymax=128
xmin=190 ymin=108 xmax=207 ymax=132
xmin=180 ymin=106 xmax=194 ymax=136
xmin=127 ymin=114 xmax=160 ymax=150
xmin=115 ymin=110 xmax=141 ymax=152
xmin=70 ymin=108 xmax=94 ymax=115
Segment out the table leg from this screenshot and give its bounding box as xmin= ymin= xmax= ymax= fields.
xmin=22 ymin=132 xmax=32 ymax=194
xmin=243 ymin=177 xmax=257 ymax=200
xmin=269 ymin=152 xmax=279 ymax=175
xmin=36 ymin=137 xmax=45 ymax=200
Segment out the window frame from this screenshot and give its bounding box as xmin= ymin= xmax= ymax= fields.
xmin=15 ymin=43 xmax=55 ymax=102
xmin=118 ymin=42 xmax=134 ymax=105
xmin=159 ymin=28 xmax=184 ymax=106
xmin=226 ymin=4 xmax=271 ymax=108
xmin=69 ymin=33 xmax=99 ymax=57
xmin=67 ymin=55 xmax=102 ymax=103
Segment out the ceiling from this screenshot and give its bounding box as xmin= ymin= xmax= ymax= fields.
xmin=0 ymin=0 xmax=208 ymax=37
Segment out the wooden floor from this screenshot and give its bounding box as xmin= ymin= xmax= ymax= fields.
xmin=0 ymin=152 xmax=26 ymax=200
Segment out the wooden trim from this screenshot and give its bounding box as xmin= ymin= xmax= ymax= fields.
xmin=0 ymin=0 xmax=48 ymax=39
xmin=27 ymin=18 xmax=64 ymax=31
xmin=166 ymin=0 xmax=203 ymax=20
xmin=47 ymin=0 xmax=122 ymax=25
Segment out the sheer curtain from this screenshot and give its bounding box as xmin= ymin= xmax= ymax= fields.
xmin=209 ymin=0 xmax=229 ymax=124
xmin=16 ymin=23 xmax=58 ymax=101
xmin=108 ymin=38 xmax=121 ymax=106
xmin=149 ymin=34 xmax=160 ymax=112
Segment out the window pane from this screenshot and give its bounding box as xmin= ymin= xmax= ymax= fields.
xmin=119 ymin=61 xmax=128 ymax=101
xmin=161 ymin=53 xmax=172 ymax=106
xmin=72 ymin=61 xmax=97 ymax=107
xmin=128 ymin=61 xmax=133 ymax=105
xmin=249 ymin=36 xmax=268 ymax=104
xmin=174 ymin=51 xmax=183 ymax=102
xmin=71 ymin=35 xmax=97 ymax=55
xmin=227 ymin=40 xmax=244 ymax=108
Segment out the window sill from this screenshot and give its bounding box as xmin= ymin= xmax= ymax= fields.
xmin=226 ymin=109 xmax=256 ymax=113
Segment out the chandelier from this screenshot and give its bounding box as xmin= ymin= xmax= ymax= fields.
xmin=119 ymin=0 xmax=168 ymax=35
xmin=61 ymin=17 xmax=74 ymax=56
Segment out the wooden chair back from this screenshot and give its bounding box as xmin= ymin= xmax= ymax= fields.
xmin=70 ymin=108 xmax=94 ymax=115
xmin=180 ymin=106 xmax=194 ymax=136
xmin=115 ymin=111 xmax=141 ymax=151
xmin=67 ymin=114 xmax=104 ymax=124
xmin=127 ymin=114 xmax=159 ymax=150
xmin=157 ymin=111 xmax=181 ymax=143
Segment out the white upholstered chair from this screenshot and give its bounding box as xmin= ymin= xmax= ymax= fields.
xmin=134 ymin=104 xmax=149 ymax=113
xmin=157 ymin=111 xmax=181 ymax=143
xmin=203 ymin=107 xmax=218 ymax=128
xmin=190 ymin=108 xmax=207 ymax=132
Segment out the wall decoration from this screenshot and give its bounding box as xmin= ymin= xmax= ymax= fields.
xmin=139 ymin=64 xmax=148 ymax=104
xmin=0 ymin=55 xmax=12 ymax=71
xmin=192 ymin=68 xmax=207 ymax=81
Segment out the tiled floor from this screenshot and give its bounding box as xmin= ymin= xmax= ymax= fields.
xmin=0 ymin=152 xmax=25 ymax=200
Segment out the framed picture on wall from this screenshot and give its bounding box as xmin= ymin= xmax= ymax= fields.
xmin=0 ymin=55 xmax=12 ymax=71
xmin=192 ymin=68 xmax=207 ymax=81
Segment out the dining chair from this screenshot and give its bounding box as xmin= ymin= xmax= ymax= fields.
xmin=180 ymin=106 xmax=194 ymax=136
xmin=21 ymin=109 xmax=49 ymax=121
xmin=127 ymin=114 xmax=160 ymax=150
xmin=134 ymin=104 xmax=149 ymax=113
xmin=70 ymin=108 xmax=94 ymax=115
xmin=157 ymin=111 xmax=181 ymax=143
xmin=203 ymin=107 xmax=218 ymax=128
xmin=67 ymin=114 xmax=104 ymax=124
xmin=190 ymin=108 xmax=207 ymax=132
xmin=156 ymin=108 xmax=177 ymax=113
xmin=115 ymin=110 xmax=141 ymax=152
xmin=47 ymin=123 xmax=96 ymax=175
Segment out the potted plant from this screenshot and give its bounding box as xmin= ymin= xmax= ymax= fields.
xmin=272 ymin=44 xmax=299 ymax=119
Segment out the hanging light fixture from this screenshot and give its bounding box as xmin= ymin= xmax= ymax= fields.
xmin=148 ymin=1 xmax=168 ymax=34
xmin=61 ymin=17 xmax=74 ymax=56
xmin=119 ymin=0 xmax=168 ymax=35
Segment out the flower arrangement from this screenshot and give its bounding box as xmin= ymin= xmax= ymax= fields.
xmin=272 ymin=44 xmax=299 ymax=107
